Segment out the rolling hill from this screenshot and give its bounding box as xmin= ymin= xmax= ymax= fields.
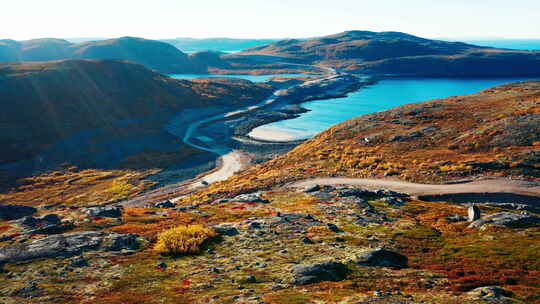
xmin=0 ymin=37 xmax=221 ymax=73
xmin=240 ymin=31 xmax=540 ymax=76
xmin=0 ymin=59 xmax=272 ymax=165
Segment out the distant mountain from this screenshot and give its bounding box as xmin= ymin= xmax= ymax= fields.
xmin=0 ymin=37 xmax=218 ymax=73
xmin=0 ymin=59 xmax=272 ymax=165
xmin=240 ymin=31 xmax=540 ymax=77
xmin=160 ymin=38 xmax=283 ymax=53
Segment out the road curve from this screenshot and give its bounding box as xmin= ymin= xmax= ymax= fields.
xmin=181 ymin=65 xmax=337 ymax=185
xmin=293 ymin=178 xmax=540 ymax=201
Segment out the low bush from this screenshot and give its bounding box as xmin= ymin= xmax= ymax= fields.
xmin=154 ymin=225 xmax=217 ymax=255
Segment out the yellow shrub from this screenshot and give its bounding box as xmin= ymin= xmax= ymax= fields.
xmin=154 ymin=225 xmax=217 ymax=255
xmin=306 ymin=225 xmax=332 ymax=234
xmin=439 ymin=164 xmax=473 ymax=172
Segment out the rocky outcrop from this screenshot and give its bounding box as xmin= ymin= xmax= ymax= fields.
xmin=0 ymin=231 xmax=140 ymax=264
xmin=83 ymin=206 xmax=123 ymax=218
xmin=17 ymin=214 xmax=71 ymax=234
xmin=292 ymin=261 xmax=349 ymax=285
xmin=356 ymin=248 xmax=408 ymax=269
xmin=468 ymin=212 xmax=540 ymax=229
xmin=467 ymin=286 xmax=518 ymax=303
xmin=0 ymin=204 xmax=37 ymax=220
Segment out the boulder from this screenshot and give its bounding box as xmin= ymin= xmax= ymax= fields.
xmin=83 ymin=206 xmax=122 ymax=218
xmin=0 ymin=231 xmax=139 ymax=264
xmin=0 ymin=204 xmax=37 ymax=220
xmin=18 ymin=214 xmax=68 ymax=234
xmin=212 ymin=224 xmax=239 ymax=236
xmin=356 ymin=248 xmax=408 ymax=269
xmin=154 ymin=200 xmax=175 ymax=208
xmin=381 ymin=197 xmax=405 ymax=206
xmin=303 ymin=184 xmax=321 ymax=193
xmin=467 ymin=286 xmax=517 ymax=303
xmin=227 ymin=192 xmax=269 ymax=204
xmin=468 ymin=212 xmax=540 ymax=229
xmin=292 ymin=261 xmax=349 ymax=285
xmin=468 ymin=204 xmax=481 ymax=222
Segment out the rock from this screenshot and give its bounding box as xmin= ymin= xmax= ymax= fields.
xmin=154 ymin=200 xmax=175 ymax=208
xmin=157 ymin=262 xmax=167 ymax=269
xmin=302 ymin=237 xmax=315 ymax=244
xmin=447 ymin=214 xmax=467 ymax=223
xmin=292 ymin=261 xmax=349 ymax=285
xmin=228 ymin=192 xmax=269 ymax=204
xmin=248 ymin=222 xmax=262 ymax=230
xmin=303 ymin=184 xmax=321 ymax=193
xmin=10 ymin=282 xmax=39 ymax=297
xmin=0 ymin=231 xmax=139 ymax=264
xmin=0 ymin=204 xmax=37 ymax=220
xmin=83 ymin=206 xmax=122 ymax=218
xmin=17 ymin=214 xmax=68 ymax=234
xmin=375 ymin=189 xmax=409 ymax=198
xmin=245 ymin=275 xmax=257 ymax=283
xmin=468 ymin=204 xmax=481 ymax=222
xmin=326 ymin=223 xmax=340 ymax=232
xmin=467 ymin=286 xmax=516 ymax=302
xmin=356 ymin=248 xmax=408 ymax=269
xmin=213 ymin=224 xmax=239 ymax=236
xmin=71 ymin=256 xmax=88 ymax=267
xmin=337 ymin=188 xmax=372 ymax=198
xmin=381 ymin=197 xmax=405 ymax=206
xmin=468 ymin=212 xmax=540 ymax=229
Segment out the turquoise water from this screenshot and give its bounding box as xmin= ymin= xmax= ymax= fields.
xmin=168 ymin=73 xmax=308 ymax=82
xmin=461 ymin=39 xmax=540 ymax=50
xmin=251 ymin=77 xmax=540 ymax=141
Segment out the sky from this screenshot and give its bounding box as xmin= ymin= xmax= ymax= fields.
xmin=2 ymin=0 xmax=540 ymax=40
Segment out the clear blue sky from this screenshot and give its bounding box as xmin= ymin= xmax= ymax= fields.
xmin=3 ymin=0 xmax=539 ymax=40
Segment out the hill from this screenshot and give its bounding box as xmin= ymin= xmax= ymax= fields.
xmin=0 ymin=37 xmax=212 ymax=73
xmin=241 ymin=31 xmax=540 ymax=76
xmin=0 ymin=59 xmax=272 ymax=166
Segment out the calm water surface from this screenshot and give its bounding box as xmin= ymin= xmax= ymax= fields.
xmin=250 ymin=77 xmax=540 ymax=141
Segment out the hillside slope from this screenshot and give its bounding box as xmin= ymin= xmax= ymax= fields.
xmin=0 ymin=59 xmax=272 ymax=164
xmin=241 ymin=31 xmax=540 ymax=76
xmin=190 ymin=81 xmax=540 ymax=199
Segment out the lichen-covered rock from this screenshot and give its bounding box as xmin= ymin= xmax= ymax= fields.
xmin=0 ymin=231 xmax=139 ymax=264
xmin=292 ymin=261 xmax=349 ymax=285
xmin=468 ymin=212 xmax=540 ymax=229
xmin=467 ymin=286 xmax=518 ymax=303
xmin=0 ymin=204 xmax=37 ymax=220
xmin=212 ymin=224 xmax=239 ymax=236
xmin=225 ymin=192 xmax=270 ymax=204
xmin=83 ymin=206 xmax=122 ymax=218
xmin=17 ymin=214 xmax=67 ymax=235
xmin=356 ymin=248 xmax=408 ymax=269
xmin=154 ymin=200 xmax=175 ymax=208
xmin=303 ymin=184 xmax=321 ymax=193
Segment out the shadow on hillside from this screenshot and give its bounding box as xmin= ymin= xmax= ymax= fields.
xmin=419 ymin=192 xmax=540 ymax=205
xmin=0 ymin=127 xmax=224 ymax=193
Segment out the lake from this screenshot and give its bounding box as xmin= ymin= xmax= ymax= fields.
xmin=248 ymin=77 xmax=540 ymax=141
xmin=169 ymin=73 xmax=309 ymax=82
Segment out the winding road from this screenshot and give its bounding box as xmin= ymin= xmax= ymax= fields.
xmin=293 ymin=178 xmax=540 ymax=204
xmin=180 ymin=64 xmax=337 ymax=187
